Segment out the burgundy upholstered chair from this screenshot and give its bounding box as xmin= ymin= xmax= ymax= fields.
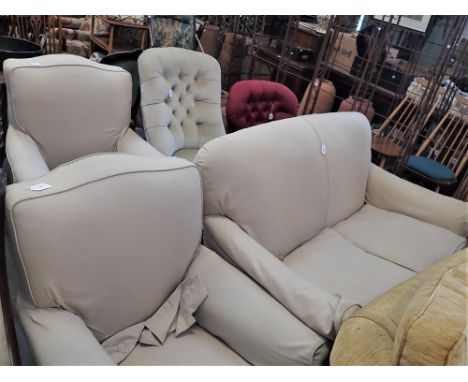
xmin=226 ymin=80 xmax=299 ymax=132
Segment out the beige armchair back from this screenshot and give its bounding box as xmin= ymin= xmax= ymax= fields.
xmin=4 ymin=54 xmax=162 ymax=182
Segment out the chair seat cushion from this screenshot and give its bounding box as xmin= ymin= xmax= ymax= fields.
xmin=406 ymin=155 xmax=456 ymax=182
xmin=284 ymin=228 xmax=415 ymax=305
xmin=394 ymin=252 xmax=468 ymax=365
xmin=174 ymin=148 xmax=199 ymax=162
xmin=332 ymin=204 xmax=465 ymax=272
xmin=330 ymin=250 xmax=467 ymax=365
xmin=120 ymin=325 xmax=248 ymax=365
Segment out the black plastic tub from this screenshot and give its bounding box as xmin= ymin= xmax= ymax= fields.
xmin=0 ymin=36 xmax=42 ymax=69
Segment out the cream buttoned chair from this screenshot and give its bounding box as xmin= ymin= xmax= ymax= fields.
xmin=4 ymin=54 xmax=162 ymax=183
xmin=5 ymin=153 xmax=331 ymax=365
xmin=194 ymin=112 xmax=467 ymax=356
xmin=138 ymin=47 xmax=226 ymax=161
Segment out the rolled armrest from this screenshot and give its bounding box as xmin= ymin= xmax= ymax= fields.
xmin=203 ymin=216 xmax=359 ymax=341
xmin=366 ymin=164 xmax=467 ymax=236
xmin=116 ymin=128 xmax=164 ymax=158
xmin=18 ymin=297 xmax=115 ymax=365
xmin=6 ymin=128 xmax=49 ymax=182
xmin=188 ymin=246 xmax=330 ymax=365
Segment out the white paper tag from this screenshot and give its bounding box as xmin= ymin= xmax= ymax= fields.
xmin=168 ymin=89 xmax=173 ymax=98
xmin=321 ymin=144 xmax=327 ymax=156
xmin=268 ymin=112 xmax=274 ymax=121
xmin=30 ymin=183 xmax=51 ymax=191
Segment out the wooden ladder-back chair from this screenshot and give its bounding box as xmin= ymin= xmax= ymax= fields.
xmin=372 ymin=78 xmax=444 ymax=167
xmin=405 ymin=94 xmax=467 ymax=191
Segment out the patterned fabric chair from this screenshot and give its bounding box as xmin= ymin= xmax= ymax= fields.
xmin=48 ymin=16 xmax=109 ymax=57
xmin=148 ymin=16 xmax=194 ymax=49
xmin=226 ymin=80 xmax=299 ymax=133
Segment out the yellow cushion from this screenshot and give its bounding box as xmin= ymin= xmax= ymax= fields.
xmin=331 ymin=250 xmax=467 ymax=365
xmin=394 ymin=251 xmax=467 ymax=365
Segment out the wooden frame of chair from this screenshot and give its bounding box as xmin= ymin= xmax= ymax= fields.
xmin=405 ymin=94 xmax=468 ymax=190
xmin=372 ymin=78 xmax=443 ymax=168
xmin=44 ymin=16 xmax=63 ymax=54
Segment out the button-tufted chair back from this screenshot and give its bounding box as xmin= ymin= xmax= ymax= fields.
xmin=138 ymin=47 xmax=225 ymax=161
xmin=226 ymin=80 xmax=299 ymax=133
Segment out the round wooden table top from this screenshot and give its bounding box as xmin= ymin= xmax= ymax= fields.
xmin=372 ymin=136 xmax=403 ymax=158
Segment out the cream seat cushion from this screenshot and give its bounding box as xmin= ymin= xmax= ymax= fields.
xmin=333 ymin=204 xmax=466 ymax=272
xmin=284 ymin=228 xmax=415 ymax=305
xmin=121 ymin=325 xmax=248 ymax=365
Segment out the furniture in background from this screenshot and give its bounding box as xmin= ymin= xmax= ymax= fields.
xmin=194 ymin=112 xmax=467 ymax=362
xmin=249 ymin=44 xmax=317 ymax=99
xmin=298 ymin=79 xmax=336 ymax=115
xmin=371 ymin=78 xmax=444 ymax=168
xmin=404 ymin=95 xmax=467 ymax=191
xmin=218 ymin=32 xmax=246 ymax=90
xmin=226 ymin=79 xmax=299 ymax=132
xmin=248 ymin=17 xmax=325 ymax=99
xmin=91 ymin=16 xmax=148 ymax=54
xmin=3 ymin=54 xmax=162 ymax=183
xmin=0 ymin=36 xmax=42 ymax=163
xmin=48 ymin=16 xmax=110 ymax=57
xmin=148 ymin=16 xmax=194 ymax=49
xmin=100 ymin=49 xmax=143 ymax=127
xmin=196 ymin=24 xmax=221 ymax=58
xmin=338 ymin=95 xmax=375 ymax=122
xmin=331 ymin=249 xmax=467 ymax=365
xmin=138 ymin=47 xmax=226 ymax=161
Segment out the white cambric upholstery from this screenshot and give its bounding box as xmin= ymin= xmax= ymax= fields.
xmin=138 ymin=47 xmax=226 ymax=161
xmin=194 ymin=112 xmax=467 ymax=358
xmin=4 ymin=54 xmax=162 ymax=182
xmin=6 ymin=153 xmax=331 ymax=365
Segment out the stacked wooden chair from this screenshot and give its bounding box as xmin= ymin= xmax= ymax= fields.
xmin=404 ymin=94 xmax=467 ymax=192
xmin=372 ymin=78 xmax=445 ymax=168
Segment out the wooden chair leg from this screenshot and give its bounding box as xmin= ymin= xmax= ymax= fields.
xmin=379 ymin=157 xmax=386 ymax=168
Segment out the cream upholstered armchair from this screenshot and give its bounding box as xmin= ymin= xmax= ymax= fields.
xmin=138 ymin=47 xmax=226 ymax=161
xmin=5 ymin=153 xmax=330 ymax=365
xmin=4 ymin=54 xmax=162 ymax=183
xmin=194 ymin=112 xmax=467 ymax=359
